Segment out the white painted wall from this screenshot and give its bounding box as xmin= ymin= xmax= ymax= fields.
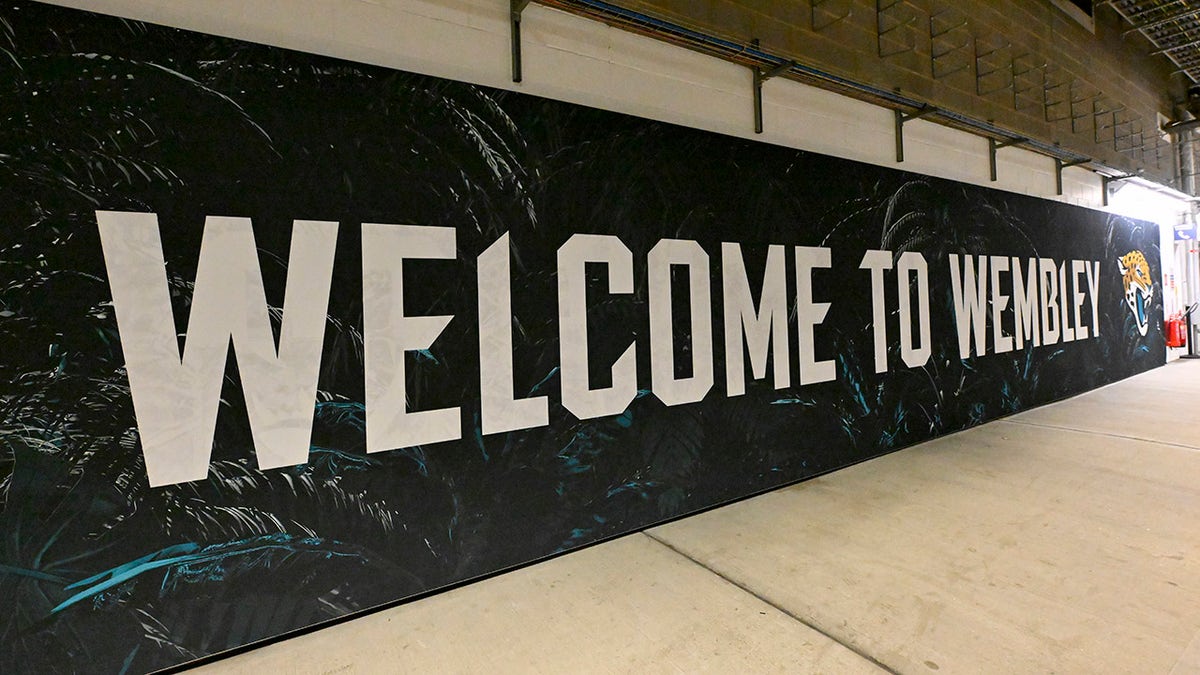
xmin=47 ymin=0 xmax=1105 ymax=203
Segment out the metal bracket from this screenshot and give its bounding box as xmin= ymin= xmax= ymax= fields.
xmin=988 ymin=136 xmax=1027 ymax=181
xmin=975 ymin=39 xmax=1012 ymax=96
xmin=1102 ymin=173 xmax=1138 ymax=207
xmin=894 ymin=105 xmax=938 ymax=162
xmin=1067 ymin=85 xmax=1093 ymax=134
xmin=1092 ymin=98 xmax=1125 ymax=144
xmin=877 ymin=0 xmax=919 ymax=58
xmin=929 ymin=11 xmax=970 ymax=79
xmin=1115 ymin=119 xmax=1144 ymax=158
xmin=1149 ymin=135 xmax=1167 ymax=170
xmin=1043 ymin=76 xmax=1075 ymax=123
xmin=753 ymin=59 xmax=796 ymax=134
xmin=1054 ymin=158 xmax=1090 ymax=195
xmin=812 ymin=0 xmax=852 ymax=31
xmin=1012 ymin=55 xmax=1046 ymax=112
xmin=1113 ymin=117 xmax=1136 ymax=149
xmin=511 ymin=0 xmax=532 ymax=83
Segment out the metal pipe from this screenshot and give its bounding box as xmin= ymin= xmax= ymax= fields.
xmin=1163 ymin=117 xmax=1200 ymax=135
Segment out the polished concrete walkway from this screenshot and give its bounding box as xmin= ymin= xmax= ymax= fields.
xmin=195 ymin=360 xmax=1200 ymax=674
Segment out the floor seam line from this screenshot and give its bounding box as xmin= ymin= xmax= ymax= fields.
xmin=1000 ymin=419 xmax=1200 ymax=450
xmin=639 ymin=530 xmax=899 ymax=675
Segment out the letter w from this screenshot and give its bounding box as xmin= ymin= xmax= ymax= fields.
xmin=97 ymin=212 xmax=337 ymax=487
xmin=948 ymin=254 xmax=988 ymax=359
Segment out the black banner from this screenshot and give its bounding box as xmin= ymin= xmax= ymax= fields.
xmin=0 ymin=2 xmax=1164 ymax=671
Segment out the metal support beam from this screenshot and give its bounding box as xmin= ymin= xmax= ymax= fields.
xmin=1102 ymin=173 xmax=1138 ymax=207
xmin=1054 ymin=158 xmax=1090 ymax=195
xmin=753 ymin=60 xmax=796 ymax=134
xmin=511 ymin=0 xmax=532 ymax=83
xmin=988 ymin=136 xmax=1027 ymax=181
xmin=894 ymin=106 xmax=939 ymax=162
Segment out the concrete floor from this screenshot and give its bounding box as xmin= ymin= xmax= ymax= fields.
xmin=194 ymin=360 xmax=1200 ymax=674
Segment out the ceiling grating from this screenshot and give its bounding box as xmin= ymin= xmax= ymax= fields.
xmin=1108 ymin=0 xmax=1200 ymax=82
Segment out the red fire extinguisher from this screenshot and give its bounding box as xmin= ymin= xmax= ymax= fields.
xmin=1166 ymin=313 xmax=1187 ymax=348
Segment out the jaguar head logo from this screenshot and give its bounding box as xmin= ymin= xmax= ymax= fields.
xmin=1117 ymin=250 xmax=1153 ymax=337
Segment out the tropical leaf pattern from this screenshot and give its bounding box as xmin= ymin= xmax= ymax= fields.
xmin=0 ymin=3 xmax=1165 ymax=671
